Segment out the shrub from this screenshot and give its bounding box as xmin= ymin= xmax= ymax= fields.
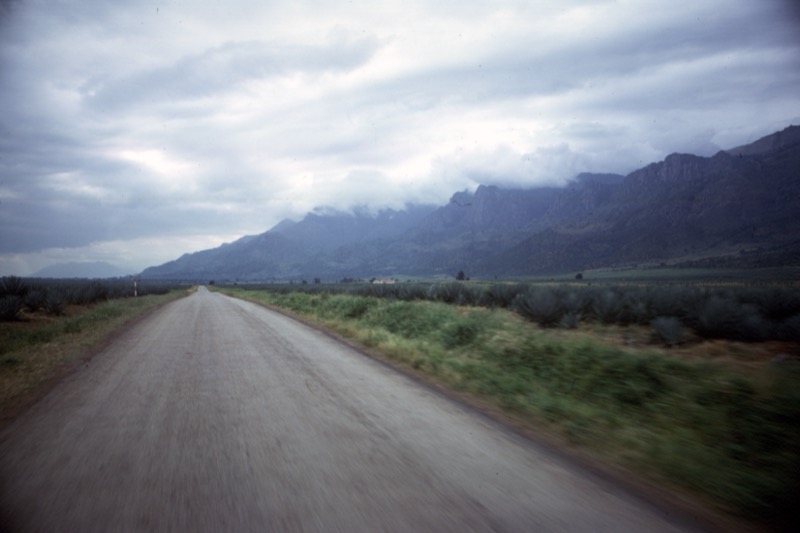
xmin=559 ymin=312 xmax=582 ymax=329
xmin=696 ymin=296 xmax=737 ymax=339
xmin=646 ymin=286 xmax=699 ymax=320
xmin=0 ymin=296 xmax=24 ymax=321
xmin=736 ymin=304 xmax=772 ymax=342
xmin=140 ymin=284 xmax=170 ymax=296
xmin=337 ymin=296 xmax=377 ymax=319
xmin=591 ymin=288 xmax=623 ymax=323
xmin=481 ymin=283 xmax=526 ymax=308
xmin=585 ymin=352 xmax=670 ymax=407
xmin=696 ymin=297 xmax=771 ymax=342
xmin=89 ymin=282 xmax=110 ymax=303
xmin=364 ymin=300 xmax=442 ymax=339
xmin=0 ymin=276 xmax=28 ymax=299
xmin=45 ymin=291 xmax=67 ymax=316
xmin=395 ymin=284 xmax=431 ymax=301
xmin=24 ymin=289 xmax=48 ymax=312
xmin=441 ymin=315 xmax=484 ymax=348
xmin=776 ymin=314 xmax=800 ymax=341
xmin=651 ymin=316 xmax=686 ymax=347
xmin=621 ymin=292 xmax=651 ymax=325
xmin=741 ymin=287 xmax=800 ymax=322
xmin=561 ymin=289 xmax=586 ymax=315
xmin=512 ymin=287 xmax=563 ymax=327
xmin=427 ymin=282 xmax=478 ymax=305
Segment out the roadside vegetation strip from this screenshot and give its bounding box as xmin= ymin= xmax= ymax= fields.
xmin=220 ymin=285 xmax=799 ymax=526
xmin=0 ymin=289 xmax=189 ymax=420
xmin=233 ymin=280 xmax=800 ymax=343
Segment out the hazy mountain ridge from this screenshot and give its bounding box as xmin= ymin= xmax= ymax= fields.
xmin=726 ymin=125 xmax=800 ymax=156
xmin=270 ymin=205 xmax=438 ymax=252
xmin=141 ymin=125 xmax=800 ymax=280
xmin=32 ymin=261 xmax=128 ymax=279
xmin=490 ymin=130 xmax=800 ymax=275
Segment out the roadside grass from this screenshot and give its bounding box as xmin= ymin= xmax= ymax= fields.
xmin=221 ymin=286 xmax=800 ymax=526
xmin=0 ymin=290 xmax=188 ymax=419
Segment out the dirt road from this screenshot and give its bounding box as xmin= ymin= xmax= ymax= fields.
xmin=0 ymin=287 xmax=701 ymax=532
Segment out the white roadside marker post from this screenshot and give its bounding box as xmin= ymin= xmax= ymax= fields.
xmin=130 ymin=275 xmax=140 ymax=297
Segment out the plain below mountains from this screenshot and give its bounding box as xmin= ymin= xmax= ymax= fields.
xmin=141 ymin=125 xmax=800 ymax=281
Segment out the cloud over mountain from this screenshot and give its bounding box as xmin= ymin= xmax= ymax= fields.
xmin=1 ymin=0 xmax=799 ymax=275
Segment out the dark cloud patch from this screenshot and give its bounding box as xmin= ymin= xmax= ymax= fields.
xmin=0 ymin=0 xmax=22 ymax=26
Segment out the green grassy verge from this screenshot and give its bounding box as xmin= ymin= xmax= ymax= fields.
xmin=222 ymin=287 xmax=799 ymax=526
xmin=0 ymin=290 xmax=188 ymax=419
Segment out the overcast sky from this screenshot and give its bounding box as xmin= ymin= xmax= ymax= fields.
xmin=1 ymin=0 xmax=799 ymax=275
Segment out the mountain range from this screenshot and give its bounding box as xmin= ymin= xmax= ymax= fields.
xmin=32 ymin=261 xmax=129 ymax=279
xmin=141 ymin=125 xmax=800 ymax=281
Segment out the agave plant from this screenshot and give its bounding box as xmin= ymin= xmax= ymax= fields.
xmin=0 ymin=276 xmax=29 ymax=299
xmin=512 ymin=287 xmax=563 ymax=327
xmin=0 ymin=295 xmax=24 ymax=321
xmin=651 ymin=316 xmax=685 ymax=347
xmin=590 ymin=288 xmax=622 ymax=324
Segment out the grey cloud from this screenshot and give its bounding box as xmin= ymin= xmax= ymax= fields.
xmin=1 ymin=0 xmax=799 ymax=274
xmin=0 ymin=132 xmax=247 ymax=253
xmin=0 ymin=188 xmax=257 ymax=254
xmin=252 ymin=2 xmax=800 ymax=174
xmin=391 ymin=2 xmax=799 ymax=108
xmin=85 ymin=33 xmax=381 ymax=110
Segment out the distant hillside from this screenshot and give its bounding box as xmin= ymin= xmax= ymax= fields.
xmin=142 ymin=206 xmax=436 ymax=281
xmin=726 ymin=125 xmax=800 ymax=156
xmin=33 ymin=261 xmax=128 ymax=279
xmin=141 ymin=125 xmax=800 ymax=281
xmin=490 ymin=127 xmax=800 ymax=275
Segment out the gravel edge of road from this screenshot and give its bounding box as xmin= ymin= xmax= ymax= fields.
xmin=221 ymin=291 xmax=765 ymax=533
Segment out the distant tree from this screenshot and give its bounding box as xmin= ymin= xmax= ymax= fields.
xmin=456 ymin=270 xmax=466 ymax=281
xmin=575 ymin=273 xmax=583 ymax=280
xmin=314 ymin=277 xmax=321 ymax=284
xmin=301 ymin=280 xmax=308 ymax=285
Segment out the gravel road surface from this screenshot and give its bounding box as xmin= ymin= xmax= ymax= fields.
xmin=0 ymin=287 xmax=701 ymax=532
